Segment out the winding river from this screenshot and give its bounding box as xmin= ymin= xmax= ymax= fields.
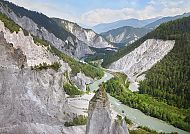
xmin=89 ymin=71 xmax=189 ymax=134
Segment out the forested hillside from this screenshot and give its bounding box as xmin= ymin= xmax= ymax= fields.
xmin=139 ymin=17 xmax=190 ymax=109
xmin=0 ymin=10 xmax=104 ymax=79
xmin=102 ymin=16 xmax=190 ymax=131
xmin=103 ymin=73 xmax=190 ymax=131
xmin=101 ymin=16 xmax=190 ymax=67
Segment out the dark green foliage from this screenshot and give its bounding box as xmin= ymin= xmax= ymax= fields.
xmin=116 ymin=115 xmax=122 ymax=124
xmin=33 ymin=62 xmax=61 ymax=71
xmin=86 ymin=85 xmax=90 ymax=94
xmin=33 ymin=36 xmax=49 ymax=47
xmin=63 ymin=83 xmax=83 ymax=96
xmin=137 ymin=126 xmax=158 ymax=134
xmin=64 ymin=115 xmax=87 ymax=127
xmin=103 ymin=75 xmax=190 ymax=131
xmin=0 ymin=12 xmax=20 ymax=33
xmin=124 ymin=116 xmax=133 ymax=125
xmin=139 ymin=17 xmax=190 ymax=109
xmin=184 ymin=116 xmax=190 ymax=123
xmin=33 ymin=36 xmax=104 ymax=79
xmin=49 ymin=42 xmax=104 ymax=79
xmin=102 ymin=16 xmax=190 ymax=126
xmin=130 ymin=126 xmax=178 ymax=134
xmin=101 ymin=36 xmax=147 ymax=68
xmin=84 ymin=47 xmax=115 ymax=63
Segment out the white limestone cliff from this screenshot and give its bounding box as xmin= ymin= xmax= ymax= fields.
xmin=0 ymin=31 xmax=74 ymax=133
xmin=109 ymin=39 xmax=175 ymax=78
xmin=109 ymin=39 xmax=175 ymax=91
xmin=62 ymin=20 xmax=113 ymax=48
xmin=0 ymin=5 xmax=93 ymax=59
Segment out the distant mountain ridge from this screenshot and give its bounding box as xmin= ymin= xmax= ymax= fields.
xmin=99 ymin=13 xmax=190 ymax=48
xmin=92 ymin=17 xmax=159 ymax=33
xmin=102 ymin=16 xmax=190 ymax=132
xmin=53 ymin=18 xmax=113 ymax=49
xmin=101 ymin=26 xmax=151 ymax=47
xmin=0 ymin=0 xmax=114 ymax=59
xmin=144 ymin=12 xmax=190 ymax=29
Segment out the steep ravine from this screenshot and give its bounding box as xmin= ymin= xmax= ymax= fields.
xmin=0 ymin=1 xmax=94 ymax=59
xmin=0 ymin=16 xmax=96 ymax=134
xmin=68 ymin=71 xmax=189 ymax=134
xmin=54 ymin=18 xmax=113 ymax=49
xmin=109 ymin=39 xmax=175 ymax=91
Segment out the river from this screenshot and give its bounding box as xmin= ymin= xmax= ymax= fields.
xmin=88 ymin=71 xmax=189 ymax=134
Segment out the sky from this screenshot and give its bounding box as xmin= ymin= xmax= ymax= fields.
xmin=7 ymin=0 xmax=190 ymax=27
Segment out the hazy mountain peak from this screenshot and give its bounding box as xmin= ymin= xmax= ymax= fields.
xmin=92 ymin=17 xmax=160 ymax=33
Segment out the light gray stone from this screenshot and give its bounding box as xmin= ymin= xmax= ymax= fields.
xmin=0 ymin=28 xmax=71 ymax=134
xmin=62 ymin=20 xmax=113 ymax=48
xmin=0 ymin=4 xmax=93 ymax=59
xmin=86 ymin=88 xmax=129 ymax=134
xmin=71 ymin=72 xmax=94 ymax=91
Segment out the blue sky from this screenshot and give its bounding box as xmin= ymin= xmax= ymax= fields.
xmin=7 ymin=0 xmax=190 ymax=26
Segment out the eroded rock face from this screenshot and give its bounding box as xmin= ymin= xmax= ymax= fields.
xmin=71 ymin=72 xmax=94 ymax=91
xmin=0 ymin=21 xmax=59 ymax=67
xmin=111 ymin=119 xmax=129 ymax=134
xmin=61 ymin=19 xmax=113 ymax=48
xmin=86 ymin=87 xmax=112 ymax=134
xmin=109 ymin=39 xmax=175 ymax=79
xmin=0 ymin=28 xmax=71 ymax=134
xmin=86 ymin=87 xmax=129 ymax=134
xmin=0 ymin=32 xmax=26 ymax=69
xmin=0 ymin=3 xmax=93 ymax=59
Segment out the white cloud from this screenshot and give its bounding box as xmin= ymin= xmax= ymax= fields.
xmin=7 ymin=0 xmax=190 ymax=26
xmin=81 ymin=0 xmax=190 ymax=26
xmin=7 ymin=0 xmax=79 ymax=23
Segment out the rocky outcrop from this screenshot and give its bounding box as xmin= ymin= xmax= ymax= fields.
xmin=0 ymin=21 xmax=59 ymax=66
xmin=86 ymin=87 xmax=129 ymax=134
xmin=0 ymin=21 xmax=72 ymax=134
xmin=0 ymin=32 xmax=26 ymax=68
xmin=71 ymin=72 xmax=94 ymax=91
xmin=55 ymin=18 xmax=113 ymax=49
xmin=109 ymin=39 xmax=175 ymax=79
xmin=111 ymin=119 xmax=129 ymax=134
xmin=0 ymin=2 xmax=93 ymax=59
xmin=86 ymin=87 xmax=112 ymax=134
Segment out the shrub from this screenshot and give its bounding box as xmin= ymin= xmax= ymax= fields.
xmin=33 ymin=62 xmax=61 ymax=71
xmin=64 ymin=115 xmax=87 ymax=127
xmin=63 ymin=83 xmax=83 ymax=96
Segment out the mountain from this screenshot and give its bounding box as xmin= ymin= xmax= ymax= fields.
xmin=53 ymin=18 xmax=113 ymax=49
xmin=0 ymin=0 xmax=95 ymax=59
xmin=0 ymin=0 xmax=114 ymax=60
xmin=100 ymin=13 xmax=190 ymax=48
xmin=103 ymin=15 xmax=190 ymax=131
xmin=144 ymin=12 xmax=190 ymax=29
xmin=101 ymin=26 xmax=151 ymax=47
xmin=92 ymin=17 xmax=159 ymax=33
xmin=0 ymin=1 xmax=108 ymax=133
